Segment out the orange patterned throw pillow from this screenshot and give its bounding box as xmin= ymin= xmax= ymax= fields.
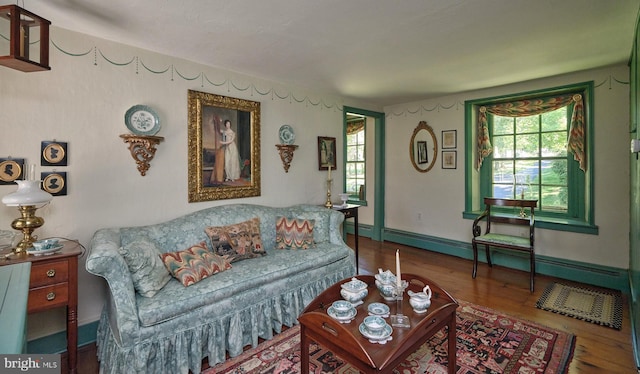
xmin=275 ymin=216 xmax=315 ymax=249
xmin=160 ymin=242 xmax=232 ymax=286
xmin=205 ymin=217 xmax=266 ymax=263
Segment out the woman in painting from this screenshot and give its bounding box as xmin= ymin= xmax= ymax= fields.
xmin=220 ymin=119 xmax=241 ymax=181
xmin=206 ymin=113 xmax=225 ymax=185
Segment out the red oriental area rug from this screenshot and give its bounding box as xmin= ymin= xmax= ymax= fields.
xmin=206 ymin=300 xmax=575 ymax=373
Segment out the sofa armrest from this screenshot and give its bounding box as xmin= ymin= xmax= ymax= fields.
xmin=86 ymin=228 xmax=140 ymax=345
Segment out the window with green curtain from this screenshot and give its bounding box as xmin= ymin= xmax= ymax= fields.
xmin=465 ymin=81 xmax=596 ymax=233
xmin=346 ymin=119 xmax=365 ymax=198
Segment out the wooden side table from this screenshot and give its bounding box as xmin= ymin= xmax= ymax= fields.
xmin=0 ymin=240 xmax=83 ymax=374
xmin=333 ymin=204 xmax=359 ymax=273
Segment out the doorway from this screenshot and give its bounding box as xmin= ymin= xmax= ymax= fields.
xmin=343 ymin=106 xmax=385 ymax=241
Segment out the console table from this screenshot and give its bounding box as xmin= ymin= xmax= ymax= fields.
xmin=0 ymin=240 xmax=83 ymax=374
xmin=333 ymin=204 xmax=359 ymax=273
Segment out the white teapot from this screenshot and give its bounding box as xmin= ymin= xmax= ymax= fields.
xmin=408 ymin=285 xmax=432 ymax=314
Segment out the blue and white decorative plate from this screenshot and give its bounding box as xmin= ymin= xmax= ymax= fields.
xmin=278 ymin=125 xmax=295 ymax=145
xmin=125 ymin=105 xmax=161 ymax=136
xmin=367 ymin=302 xmax=390 ymax=317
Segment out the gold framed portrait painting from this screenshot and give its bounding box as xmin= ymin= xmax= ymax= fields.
xmin=187 ymin=90 xmax=261 ymax=202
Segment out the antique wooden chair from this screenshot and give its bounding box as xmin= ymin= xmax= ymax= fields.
xmin=472 ymin=197 xmax=538 ymax=292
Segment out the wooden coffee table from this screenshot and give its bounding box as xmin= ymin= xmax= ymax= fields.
xmin=299 ymin=274 xmax=458 ymax=374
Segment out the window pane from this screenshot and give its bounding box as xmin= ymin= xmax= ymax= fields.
xmin=492 ymin=135 xmax=514 ymax=158
xmin=355 ymin=162 xmax=365 ymax=178
xmin=541 ymin=186 xmax=568 ymax=210
xmin=356 ymin=145 xmax=365 ymax=161
xmin=541 ymin=159 xmax=567 ymax=185
xmin=347 ymin=146 xmax=358 ymax=161
xmin=516 ymin=115 xmax=538 ymax=133
xmin=493 ymin=160 xmax=514 ymax=181
xmin=347 ymin=133 xmax=358 ymax=146
xmin=493 ymin=116 xmax=513 ymax=135
xmin=541 ymin=107 xmax=567 ymax=131
xmin=541 ymin=131 xmax=567 ymax=157
xmin=346 ymin=162 xmax=356 ymax=177
xmin=515 ymin=134 xmax=539 ymax=157
xmin=515 ymin=160 xmax=537 ymax=194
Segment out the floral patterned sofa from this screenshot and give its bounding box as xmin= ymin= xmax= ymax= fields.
xmin=86 ymin=204 xmax=355 ymax=374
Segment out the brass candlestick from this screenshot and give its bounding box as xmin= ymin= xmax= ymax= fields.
xmin=325 ymin=178 xmax=333 ymax=208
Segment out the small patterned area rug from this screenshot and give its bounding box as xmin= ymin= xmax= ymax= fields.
xmin=536 ymin=282 xmax=623 ymax=330
xmin=206 ymin=300 xmax=575 ymax=374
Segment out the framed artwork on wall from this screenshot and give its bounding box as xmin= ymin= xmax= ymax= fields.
xmin=318 ymin=136 xmax=336 ymax=170
xmin=0 ymin=158 xmax=24 ymax=184
xmin=41 ymin=141 xmax=68 ymax=166
xmin=187 ymin=90 xmax=261 ymax=202
xmin=41 ymin=171 xmax=67 ymax=196
xmin=442 ymin=150 xmax=457 ymax=169
xmin=442 ymin=130 xmax=457 ymax=149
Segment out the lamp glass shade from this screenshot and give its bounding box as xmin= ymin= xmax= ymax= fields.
xmin=2 ymin=180 xmax=52 ymax=206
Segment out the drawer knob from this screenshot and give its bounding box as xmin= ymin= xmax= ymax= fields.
xmin=46 ymin=292 xmax=56 ymax=301
xmin=46 ymin=269 xmax=56 ymax=277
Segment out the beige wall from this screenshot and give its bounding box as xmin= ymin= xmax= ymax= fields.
xmin=0 ymin=27 xmax=630 ymax=341
xmin=383 ymin=64 xmax=630 ymax=269
xmin=0 ymin=28 xmax=378 ymax=339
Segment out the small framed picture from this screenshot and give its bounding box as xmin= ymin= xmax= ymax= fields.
xmin=0 ymin=158 xmax=24 ymax=184
xmin=41 ymin=172 xmax=67 ymax=196
xmin=318 ymin=136 xmax=337 ymax=170
xmin=442 ymin=130 xmax=457 ymax=149
xmin=442 ymin=150 xmax=457 ymax=169
xmin=41 ymin=141 xmax=68 ymax=166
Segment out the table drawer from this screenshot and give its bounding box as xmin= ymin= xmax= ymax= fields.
xmin=28 ymin=284 xmax=69 ymax=312
xmin=30 ymin=260 xmax=68 ymax=288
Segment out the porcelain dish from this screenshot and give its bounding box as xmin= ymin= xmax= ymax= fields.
xmin=125 ymin=104 xmax=161 ymax=136
xmin=359 ymin=322 xmax=393 ymax=344
xmin=278 ymin=125 xmax=296 ymax=145
xmin=27 ymin=244 xmax=63 ymax=256
xmin=367 ymin=302 xmax=390 ymax=317
xmin=341 ymin=277 xmax=367 ymax=292
xmin=327 ymin=306 xmax=357 ymax=323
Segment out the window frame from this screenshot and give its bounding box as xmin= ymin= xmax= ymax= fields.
xmin=463 ymin=81 xmax=597 ymax=234
xmin=345 ymin=117 xmax=366 ymax=200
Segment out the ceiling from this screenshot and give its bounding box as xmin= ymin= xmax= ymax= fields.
xmin=21 ymin=0 xmax=640 ymax=106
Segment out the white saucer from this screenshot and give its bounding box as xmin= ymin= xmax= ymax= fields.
xmin=327 ymin=306 xmax=357 ymax=323
xmin=359 ymin=322 xmax=393 ymax=344
xmin=27 ymin=244 xmax=63 ymax=256
xmin=367 ymin=302 xmax=390 ymax=317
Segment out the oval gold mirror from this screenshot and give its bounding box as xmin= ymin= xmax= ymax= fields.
xmin=409 ymin=121 xmax=437 ymax=173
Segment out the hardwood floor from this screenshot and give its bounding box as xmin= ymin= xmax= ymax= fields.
xmin=73 ymin=235 xmax=638 ymax=373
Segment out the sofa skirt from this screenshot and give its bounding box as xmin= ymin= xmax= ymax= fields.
xmin=95 ymin=260 xmax=355 ymax=374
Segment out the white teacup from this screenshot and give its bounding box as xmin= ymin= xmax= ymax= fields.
xmin=332 ymin=300 xmax=353 ymax=315
xmin=363 ymin=315 xmax=386 ymax=334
